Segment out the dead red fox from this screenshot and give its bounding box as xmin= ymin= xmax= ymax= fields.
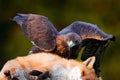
xmin=0 ymin=52 xmax=100 ymax=80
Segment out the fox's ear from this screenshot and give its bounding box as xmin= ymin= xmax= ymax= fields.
xmin=83 ymin=56 xmax=95 ymax=68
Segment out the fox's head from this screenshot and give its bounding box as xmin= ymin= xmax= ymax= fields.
xmin=80 ymin=56 xmax=98 ymax=80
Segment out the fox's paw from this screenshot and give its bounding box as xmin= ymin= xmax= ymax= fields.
xmin=4 ymin=70 xmax=18 ymax=80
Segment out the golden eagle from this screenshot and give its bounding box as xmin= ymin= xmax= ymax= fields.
xmin=13 ymin=13 xmax=115 ymax=76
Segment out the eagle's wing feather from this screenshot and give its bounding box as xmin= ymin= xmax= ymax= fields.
xmin=13 ymin=13 xmax=58 ymax=52
xmin=60 ymin=21 xmax=115 ymax=41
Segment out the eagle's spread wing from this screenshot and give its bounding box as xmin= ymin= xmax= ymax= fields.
xmin=60 ymin=21 xmax=115 ymax=76
xmin=60 ymin=21 xmax=115 ymax=41
xmin=13 ymin=13 xmax=58 ymax=52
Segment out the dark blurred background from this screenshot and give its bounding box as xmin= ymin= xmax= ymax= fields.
xmin=0 ymin=0 xmax=120 ymax=79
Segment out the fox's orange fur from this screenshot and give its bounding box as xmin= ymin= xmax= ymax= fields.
xmin=0 ymin=52 xmax=100 ymax=80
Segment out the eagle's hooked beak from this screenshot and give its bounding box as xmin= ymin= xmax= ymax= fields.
xmin=67 ymin=41 xmax=76 ymax=49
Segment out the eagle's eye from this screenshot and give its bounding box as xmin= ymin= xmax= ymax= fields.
xmin=75 ymin=40 xmax=79 ymax=44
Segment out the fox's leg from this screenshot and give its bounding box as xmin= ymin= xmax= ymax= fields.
xmin=30 ymin=70 xmax=50 ymax=80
